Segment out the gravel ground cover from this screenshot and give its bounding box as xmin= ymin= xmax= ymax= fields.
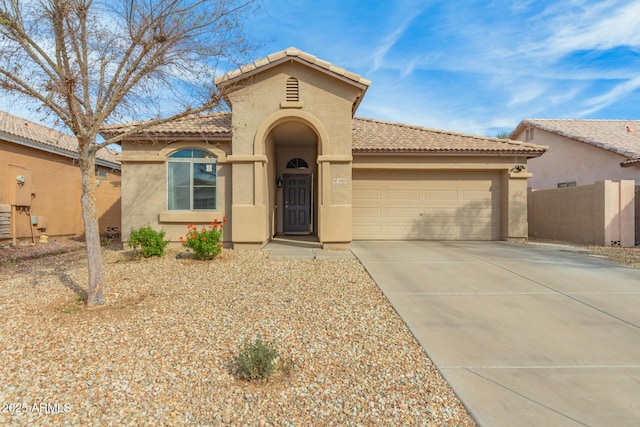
xmin=0 ymin=244 xmax=475 ymax=426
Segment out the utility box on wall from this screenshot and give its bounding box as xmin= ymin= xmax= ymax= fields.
xmin=8 ymin=166 xmax=32 ymax=206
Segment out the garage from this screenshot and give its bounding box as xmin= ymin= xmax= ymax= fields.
xmin=352 ymin=170 xmax=501 ymax=240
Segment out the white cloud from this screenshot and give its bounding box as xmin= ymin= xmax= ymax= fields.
xmin=524 ymin=0 xmax=640 ymax=59
xmin=577 ymin=75 xmax=640 ymax=116
xmin=507 ymin=82 xmax=548 ymax=107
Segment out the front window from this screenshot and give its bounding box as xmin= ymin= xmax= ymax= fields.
xmin=167 ymin=149 xmax=217 ymax=210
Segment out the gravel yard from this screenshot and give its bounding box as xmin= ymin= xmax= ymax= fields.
xmin=0 ymin=243 xmax=475 ymax=426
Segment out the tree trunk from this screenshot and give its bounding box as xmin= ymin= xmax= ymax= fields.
xmin=79 ymin=137 xmax=105 ymax=306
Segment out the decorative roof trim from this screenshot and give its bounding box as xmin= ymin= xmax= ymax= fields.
xmin=215 ymin=47 xmax=371 ymax=87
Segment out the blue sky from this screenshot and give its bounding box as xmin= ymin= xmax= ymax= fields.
xmin=3 ymin=0 xmax=639 ymax=138
xmin=245 ymin=0 xmax=640 ymax=136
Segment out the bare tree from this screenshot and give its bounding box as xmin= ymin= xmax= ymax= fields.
xmin=0 ymin=0 xmax=257 ymax=306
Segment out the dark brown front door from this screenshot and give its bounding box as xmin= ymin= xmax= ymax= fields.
xmin=284 ymin=174 xmax=311 ymax=233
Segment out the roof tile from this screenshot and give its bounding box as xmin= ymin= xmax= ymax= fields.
xmin=0 ymin=111 xmax=119 ymax=165
xmin=215 ymin=47 xmax=371 ymax=87
xmin=519 ymin=119 xmax=640 ymax=159
xmin=99 ymin=112 xmax=232 ymax=139
xmin=352 ymin=117 xmax=546 ymax=155
xmin=101 ymin=112 xmax=546 ymax=156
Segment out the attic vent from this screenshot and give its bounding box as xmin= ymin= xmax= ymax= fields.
xmin=525 ymin=128 xmax=535 ymax=141
xmin=286 ymin=77 xmax=299 ymax=102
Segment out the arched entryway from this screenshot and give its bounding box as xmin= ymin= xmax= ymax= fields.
xmin=266 ymin=120 xmax=319 ymax=237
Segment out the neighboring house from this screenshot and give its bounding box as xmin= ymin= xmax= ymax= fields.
xmin=101 ymin=47 xmax=547 ymax=249
xmin=511 ymin=119 xmax=639 ymax=246
xmin=510 ymin=119 xmax=640 ymax=190
xmin=0 ymin=111 xmax=121 ymax=244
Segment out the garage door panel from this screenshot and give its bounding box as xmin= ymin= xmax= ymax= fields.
xmin=353 ymin=225 xmax=383 ymax=238
xmin=386 ymin=207 xmax=421 ymax=217
xmin=463 ymin=190 xmax=495 ymax=201
xmin=388 ymin=190 xmax=420 ymax=200
xmin=353 ymin=189 xmax=382 ymax=200
xmin=353 ymin=207 xmax=382 ymax=218
xmin=353 ymin=171 xmax=501 ymax=240
xmin=424 ymin=190 xmax=458 ymax=200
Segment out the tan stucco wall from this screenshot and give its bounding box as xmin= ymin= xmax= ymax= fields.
xmin=528 ymin=180 xmax=636 ymax=246
xmin=226 ymin=61 xmax=362 ymax=247
xmin=119 ymin=140 xmax=232 ymax=245
xmin=513 ymin=129 xmax=640 ymax=189
xmin=0 ymin=140 xmax=121 ymax=241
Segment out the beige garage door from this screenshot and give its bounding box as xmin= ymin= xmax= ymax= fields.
xmin=352 ymin=171 xmax=501 ymax=240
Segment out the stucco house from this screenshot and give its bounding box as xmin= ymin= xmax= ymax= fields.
xmin=511 ymin=119 xmax=639 ymax=246
xmin=510 ymin=119 xmax=640 ymax=190
xmin=102 ymin=48 xmax=547 ymax=249
xmin=0 ymin=111 xmax=121 ymax=244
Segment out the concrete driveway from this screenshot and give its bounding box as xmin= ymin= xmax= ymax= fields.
xmin=351 ymin=241 xmax=640 ymax=427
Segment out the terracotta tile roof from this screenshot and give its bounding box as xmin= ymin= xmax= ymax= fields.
xmin=104 ymin=113 xmax=546 ymax=156
xmin=214 ymin=47 xmax=371 ymax=88
xmin=0 ymin=111 xmax=120 ymax=167
xmin=514 ymin=119 xmax=640 ymax=159
xmin=100 ymin=112 xmax=231 ymax=140
xmin=352 ymin=117 xmax=547 ymax=155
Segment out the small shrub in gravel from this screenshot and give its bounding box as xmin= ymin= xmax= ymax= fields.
xmin=128 ymin=226 xmax=169 ymax=258
xmin=234 ymin=335 xmax=279 ymax=381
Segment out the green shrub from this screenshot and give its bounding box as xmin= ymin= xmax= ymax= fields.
xmin=128 ymin=226 xmax=169 ymax=258
xmin=234 ymin=335 xmax=279 ymax=381
xmin=180 ymin=219 xmax=225 ymax=260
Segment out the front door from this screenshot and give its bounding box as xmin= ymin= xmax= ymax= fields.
xmin=283 ymin=174 xmax=311 ymax=233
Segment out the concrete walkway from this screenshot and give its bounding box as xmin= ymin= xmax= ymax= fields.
xmin=351 ymin=241 xmax=640 ymax=427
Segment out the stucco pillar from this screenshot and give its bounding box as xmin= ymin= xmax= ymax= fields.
xmin=229 ymin=155 xmax=269 ymax=249
xmin=317 ymin=156 xmax=353 ymax=249
xmin=603 ymin=180 xmax=636 ymax=247
xmin=504 ymin=171 xmax=532 ymax=242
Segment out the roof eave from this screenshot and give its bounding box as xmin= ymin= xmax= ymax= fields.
xmin=2 ymin=130 xmax=120 ymax=169
xmin=621 ymin=159 xmax=640 ymax=168
xmin=99 ymin=131 xmax=231 ymax=142
xmin=352 ymin=149 xmax=547 ymax=157
xmin=509 ymin=121 xmax=529 ymax=139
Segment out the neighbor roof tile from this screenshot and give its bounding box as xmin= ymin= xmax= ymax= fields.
xmin=0 ymin=111 xmax=119 ymax=166
xmin=516 ymin=119 xmax=640 ymax=159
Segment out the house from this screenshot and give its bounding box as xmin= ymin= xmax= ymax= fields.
xmin=510 ymin=119 xmax=640 ymax=190
xmin=0 ymin=111 xmax=121 ymax=244
xmin=101 ymin=47 xmax=547 ymax=249
xmin=511 ymin=119 xmax=639 ymax=246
